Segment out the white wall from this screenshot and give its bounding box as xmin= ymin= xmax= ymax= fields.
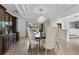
xmin=18 ymin=17 xmax=27 ymax=37
xmin=63 ymin=14 xmax=79 ymax=35
xmin=53 ymin=13 xmax=79 ymax=41
xmin=55 ymin=13 xmax=79 ymax=36
xmin=17 ymin=16 xmax=38 ymax=37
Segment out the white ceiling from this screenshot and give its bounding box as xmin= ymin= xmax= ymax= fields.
xmin=2 ymin=4 xmax=79 ymax=20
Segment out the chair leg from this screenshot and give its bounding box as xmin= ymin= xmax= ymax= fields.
xmin=37 ymin=44 xmax=39 ymax=54
xmin=44 ymin=49 xmax=47 ymax=55
xmin=56 ymin=41 xmax=59 ymax=49
xmin=35 ymin=45 xmax=38 ymax=53
xmin=53 ymin=49 xmax=56 ymax=55
xmin=28 ymin=44 xmax=31 ymax=54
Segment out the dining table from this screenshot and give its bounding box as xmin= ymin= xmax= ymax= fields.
xmin=33 ymin=32 xmax=46 ymax=52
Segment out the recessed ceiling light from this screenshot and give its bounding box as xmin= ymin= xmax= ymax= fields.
xmin=39 ymin=8 xmax=43 ymax=11
xmin=13 ymin=10 xmax=18 ymax=13
xmin=75 ymin=15 xmax=78 ymax=17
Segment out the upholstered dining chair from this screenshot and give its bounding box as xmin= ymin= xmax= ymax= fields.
xmin=27 ymin=27 xmax=39 ymax=53
xmin=43 ymin=26 xmax=59 ymax=54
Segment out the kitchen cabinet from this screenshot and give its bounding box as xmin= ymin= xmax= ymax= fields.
xmin=0 ymin=5 xmax=19 ymax=55
xmin=0 ymin=33 xmax=16 ymax=55
xmin=0 ymin=5 xmax=6 ymax=20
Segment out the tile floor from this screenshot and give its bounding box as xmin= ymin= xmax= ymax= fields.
xmin=5 ymin=37 xmax=79 ymax=55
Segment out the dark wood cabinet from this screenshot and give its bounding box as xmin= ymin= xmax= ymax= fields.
xmin=0 ymin=5 xmax=6 ymax=20
xmin=0 ymin=33 xmax=16 ymax=55
xmin=5 ymin=12 xmax=9 ymax=20
xmin=12 ymin=16 xmax=17 ymax=33
xmin=0 ymin=36 xmax=3 ymax=54
xmin=0 ymin=5 xmax=19 ymax=55
xmin=16 ymin=32 xmax=19 ymax=41
xmin=0 ymin=5 xmax=18 ymax=34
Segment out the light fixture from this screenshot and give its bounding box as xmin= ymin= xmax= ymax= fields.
xmin=37 ymin=16 xmax=45 ymax=23
xmin=39 ymin=8 xmax=43 ymax=12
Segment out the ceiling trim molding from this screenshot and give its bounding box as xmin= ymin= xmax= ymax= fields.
xmin=26 ymin=4 xmax=34 ymax=17
xmin=15 ymin=4 xmax=24 ymax=17
xmin=58 ymin=12 xmax=79 ymax=20
xmin=22 ymin=4 xmax=30 ymax=17
xmin=15 ymin=4 xmax=32 ymax=19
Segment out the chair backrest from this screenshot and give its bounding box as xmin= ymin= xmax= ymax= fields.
xmin=27 ymin=27 xmax=34 ymax=43
xmin=44 ymin=26 xmax=58 ymax=49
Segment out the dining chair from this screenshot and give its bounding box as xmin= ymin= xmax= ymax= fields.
xmin=27 ymin=27 xmax=39 ymax=54
xmin=43 ymin=26 xmax=59 ymax=55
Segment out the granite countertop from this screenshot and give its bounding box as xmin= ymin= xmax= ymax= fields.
xmin=0 ymin=33 xmax=16 ymax=36
xmin=59 ymin=29 xmax=68 ymax=31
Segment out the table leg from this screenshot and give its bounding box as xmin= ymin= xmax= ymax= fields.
xmin=37 ymin=39 xmax=40 ymax=54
